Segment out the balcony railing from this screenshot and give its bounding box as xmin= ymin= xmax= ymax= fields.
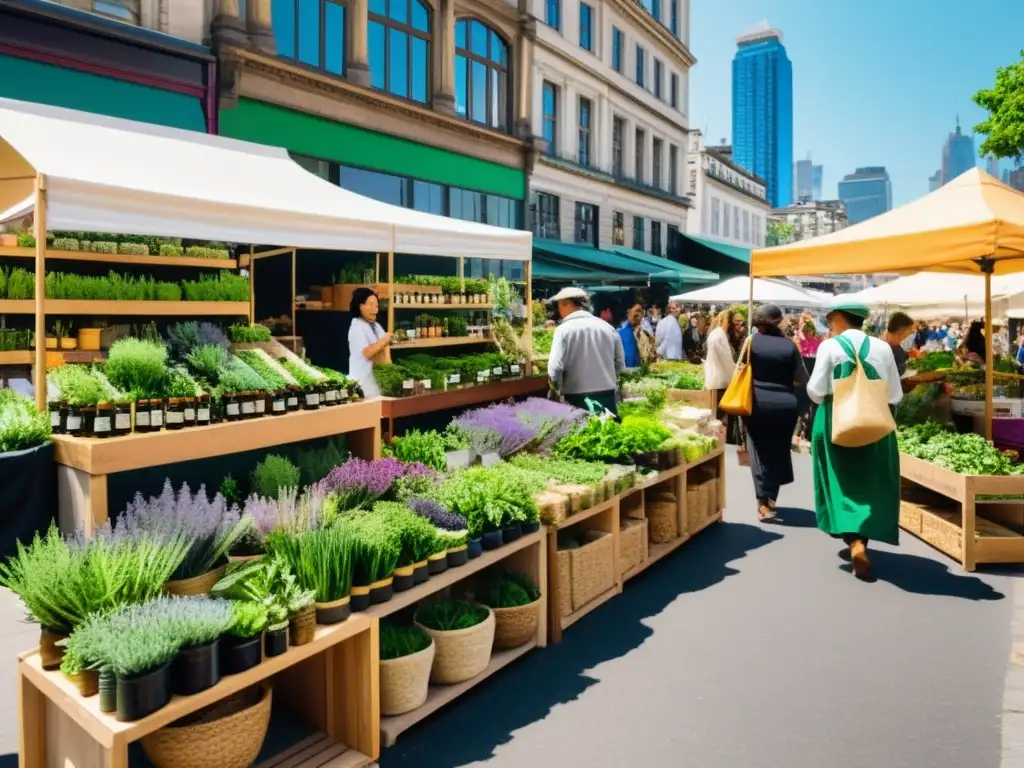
xmin=540 ymin=146 xmax=691 ymax=207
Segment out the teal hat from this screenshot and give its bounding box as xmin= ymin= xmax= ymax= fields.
xmin=827 ymin=297 xmax=871 ymax=319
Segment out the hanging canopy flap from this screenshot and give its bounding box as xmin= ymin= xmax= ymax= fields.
xmin=670 ymin=276 xmax=833 ymax=307
xmin=0 ymin=97 xmax=531 ymax=260
xmin=607 ymin=245 xmax=719 ymax=282
xmin=751 ymin=169 xmax=1024 ymax=277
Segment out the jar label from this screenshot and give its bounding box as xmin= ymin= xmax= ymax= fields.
xmin=255 ymin=399 xmax=266 ymax=413
xmin=166 ymin=411 xmax=184 ymax=424
xmin=287 ymin=396 xmax=298 ymax=407
xmin=115 ymin=413 xmax=131 ymax=430
xmin=511 ymin=365 xmax=521 ymax=374
xmin=272 ymin=399 xmax=286 ymax=412
xmin=66 ymin=415 xmax=82 ymax=431
xmin=449 ymin=374 xmax=461 ymax=384
xmin=94 ymin=416 xmax=111 ymax=433
xmin=226 ymin=402 xmax=240 ymax=416
xmin=136 ymin=411 xmax=151 ymax=426
xmin=198 ymin=407 xmax=211 ymax=421
xmin=184 ymin=408 xmax=196 ymax=421
xmin=305 ymin=392 xmax=320 ymax=406
xmin=422 ymin=379 xmax=432 ymax=390
xmin=50 ymin=411 xmax=60 ymax=428
xmin=492 ymin=367 xmax=502 ymax=375
xmin=403 ymin=380 xmax=414 ymax=389
xmin=151 ymin=410 xmax=163 ymax=427
xmin=242 ymin=400 xmax=256 ymax=414
xmin=325 ymin=389 xmax=337 ymax=402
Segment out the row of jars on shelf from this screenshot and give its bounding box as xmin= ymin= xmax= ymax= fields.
xmin=49 ymin=383 xmax=358 ymax=438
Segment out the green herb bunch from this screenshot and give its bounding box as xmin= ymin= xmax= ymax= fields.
xmin=48 ymin=365 xmax=107 ymax=406
xmin=509 ymin=454 xmax=608 ymax=486
xmin=251 ymin=454 xmax=301 ymax=499
xmin=898 ymin=422 xmax=1024 ymax=476
xmin=266 ymin=526 xmax=355 ymax=604
xmin=385 ymin=429 xmax=447 ymax=471
xmin=181 ymin=271 xmax=250 ymax=302
xmin=374 ymin=502 xmax=438 ymax=566
xmin=217 ymin=355 xmax=270 ymax=394
xmin=0 ymin=389 xmax=51 ymax=452
xmin=185 ymin=344 xmax=229 ymax=383
xmin=478 ymin=571 xmax=540 ymax=608
xmin=228 ymin=601 xmax=269 ymax=639
xmin=415 ymin=599 xmax=489 ymax=631
xmin=380 ymin=623 xmax=431 ymax=660
xmin=432 ymin=466 xmax=536 ymax=537
xmin=236 ymin=350 xmax=291 ymax=388
xmin=345 ymin=513 xmax=401 ymax=585
xmin=104 ymin=337 xmax=169 ymax=400
xmin=229 ymin=323 xmax=272 ymax=343
xmin=277 ymin=358 xmax=320 ymax=387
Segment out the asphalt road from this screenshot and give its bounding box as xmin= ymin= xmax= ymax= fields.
xmin=380 ymin=449 xmax=1016 ymax=768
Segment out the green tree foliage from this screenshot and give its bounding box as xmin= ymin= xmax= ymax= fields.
xmin=765 ymin=220 xmax=795 ymax=247
xmin=973 ymin=51 xmax=1024 ymax=160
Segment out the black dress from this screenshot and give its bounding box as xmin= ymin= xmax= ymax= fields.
xmin=742 ymin=333 xmax=809 ymax=502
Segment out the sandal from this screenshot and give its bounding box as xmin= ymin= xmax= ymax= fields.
xmin=758 ymin=504 xmax=777 ymax=523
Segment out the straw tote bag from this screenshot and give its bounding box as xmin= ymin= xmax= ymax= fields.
xmin=718 ymin=337 xmax=753 ymax=417
xmin=831 ymin=334 xmax=896 ymax=448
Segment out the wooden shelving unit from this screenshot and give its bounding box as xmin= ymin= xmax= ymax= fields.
xmin=0 ymin=350 xmax=33 ymax=364
xmin=53 ymin=400 xmax=381 ymax=535
xmin=393 ymin=302 xmax=494 ymax=310
xmin=390 ymin=335 xmax=492 ymax=350
xmin=0 ymin=245 xmax=237 ymax=270
xmin=0 ymin=300 xmax=249 ymax=316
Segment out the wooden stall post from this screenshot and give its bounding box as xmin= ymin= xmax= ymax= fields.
xmin=290 ymin=248 xmax=297 ymax=343
xmin=248 ymin=245 xmax=255 ymax=324
xmin=983 ymin=261 xmax=994 ymax=441
xmin=386 ymin=251 xmax=395 ymax=336
xmin=33 ymin=174 xmax=46 ymax=411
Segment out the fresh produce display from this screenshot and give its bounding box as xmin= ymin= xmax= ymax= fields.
xmin=906 ymin=351 xmax=955 ymax=372
xmin=0 ymin=389 xmax=51 ymax=452
xmin=898 ymin=422 xmax=1024 ymax=476
xmin=229 ymin=323 xmax=273 ymax=343
xmin=374 ymin=352 xmax=522 ymax=397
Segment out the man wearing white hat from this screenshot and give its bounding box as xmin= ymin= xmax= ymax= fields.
xmin=547 ymin=287 xmax=625 ymax=416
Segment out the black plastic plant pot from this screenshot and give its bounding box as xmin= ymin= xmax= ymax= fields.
xmin=521 ymin=521 xmax=541 ymax=534
xmin=370 ymin=578 xmax=394 ymax=604
xmin=350 ymin=586 xmax=371 ymax=612
xmin=481 ymin=531 xmax=503 ymax=550
xmin=467 ymin=538 xmax=483 ymax=559
xmin=98 ymin=669 xmax=116 ymax=713
xmin=171 ymin=639 xmax=220 ymax=696
xmin=314 ymin=598 xmax=351 ymax=625
xmin=413 ymin=562 xmax=429 ymax=584
xmin=115 ymin=663 xmax=171 ymax=722
xmin=220 ymin=634 xmax=262 ymax=676
xmin=392 ymin=565 xmax=414 ymax=592
xmin=447 ymin=547 xmax=469 ymax=568
xmin=264 ymin=625 xmax=289 ymax=658
xmin=501 ymin=525 xmax=523 ymax=544
xmin=427 ymin=555 xmax=448 ymax=575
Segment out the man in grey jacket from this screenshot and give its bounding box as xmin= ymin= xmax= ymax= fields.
xmin=547 ymin=287 xmax=625 ymax=416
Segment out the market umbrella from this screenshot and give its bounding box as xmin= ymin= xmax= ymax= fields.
xmin=670 ymin=276 xmax=832 ymax=308
xmin=751 ymin=168 xmax=1024 ymax=438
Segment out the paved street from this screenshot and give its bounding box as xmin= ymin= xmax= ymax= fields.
xmin=380 ymin=449 xmax=1017 ymax=768
xmin=0 ymin=450 xmax=1016 ymax=768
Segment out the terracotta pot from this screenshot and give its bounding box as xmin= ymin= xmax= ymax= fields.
xmin=39 ymin=626 xmax=68 ymax=670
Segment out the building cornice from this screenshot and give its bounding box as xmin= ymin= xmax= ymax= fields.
xmin=538 ymin=154 xmax=691 ymax=208
xmin=605 ymin=0 xmax=696 ymax=67
xmin=220 ymin=47 xmax=531 ymax=168
xmin=703 ymin=146 xmax=766 ymax=186
xmin=704 ymin=173 xmax=770 ymax=207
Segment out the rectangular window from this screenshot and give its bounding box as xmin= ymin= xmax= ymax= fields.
xmin=734 ymin=207 xmax=740 ymax=239
xmin=341 ymin=166 xmax=408 ymax=207
xmin=574 ymin=202 xmax=599 ymax=245
xmin=723 ymin=202 xmax=731 ymax=237
xmin=545 ymin=0 xmax=560 ymax=30
xmin=651 ymin=0 xmax=661 ymax=22
xmin=577 ymin=96 xmax=592 ymax=167
xmin=542 ymin=81 xmax=558 ymax=153
xmin=579 ymin=2 xmax=593 ymax=51
xmin=612 ymin=117 xmax=624 ymax=176
xmin=670 ymin=72 xmax=678 ymax=108
xmin=530 ymin=192 xmax=560 ymax=239
xmin=743 ymin=210 xmax=750 ymax=243
xmin=652 ymin=138 xmax=663 ymax=188
xmin=413 ymin=180 xmax=445 ymax=215
xmin=651 ymin=220 xmax=662 ymax=256
xmin=635 ymin=128 xmax=645 ymax=182
xmin=654 ymin=59 xmax=662 ymax=98
xmin=667 ymin=223 xmax=679 ymax=255
xmin=668 ymin=145 xmax=678 ymax=194
xmin=612 ymin=27 xmax=623 ymax=72
xmin=711 ymin=198 xmax=720 ymax=235
xmin=633 ymin=215 xmax=645 ymax=250
xmin=612 ymin=211 xmax=625 ymax=245
xmin=635 ymin=45 xmax=645 ymax=87
xmin=275 ymin=0 xmax=346 ymax=75
xmin=670 ymin=0 xmax=678 ymax=35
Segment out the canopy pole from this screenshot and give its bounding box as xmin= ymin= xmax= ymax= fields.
xmin=290 ymin=249 xmax=296 ymax=348
xmin=248 ymin=245 xmax=255 ymax=324
xmin=32 ymin=174 xmax=46 ymax=412
xmin=984 ymin=266 xmax=994 ymax=441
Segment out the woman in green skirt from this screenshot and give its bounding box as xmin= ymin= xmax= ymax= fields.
xmin=807 ymin=300 xmax=904 ymax=580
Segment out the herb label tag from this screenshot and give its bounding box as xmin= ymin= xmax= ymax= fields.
xmin=492 ymin=367 xmax=503 ymax=376
xmin=511 ymin=364 xmax=521 ymax=374
xmin=449 ymin=374 xmax=461 ymax=384
xmin=421 ymin=379 xmax=432 ymax=390
xmin=198 ymin=407 xmax=211 ymax=421
xmin=403 ymin=380 xmax=414 ymax=390
xmin=115 ymin=412 xmax=131 ymax=430
xmin=150 ymin=410 xmax=163 ymax=427
xmin=93 ymin=416 xmax=111 ymax=433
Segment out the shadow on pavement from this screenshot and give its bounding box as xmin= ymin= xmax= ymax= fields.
xmin=0 ymin=754 xmax=13 ymax=768
xmin=378 ymin=521 xmax=782 ymax=768
xmin=836 ymin=548 xmax=1006 ymax=600
xmin=768 ymin=506 xmax=819 ymax=529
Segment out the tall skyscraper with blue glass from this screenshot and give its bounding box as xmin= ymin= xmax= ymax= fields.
xmin=732 ymin=24 xmax=793 ymax=208
xmin=838 ymin=167 xmax=892 ymax=224
xmin=941 ymin=116 xmax=976 ymax=185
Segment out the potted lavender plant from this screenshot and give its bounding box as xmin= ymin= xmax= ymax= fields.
xmin=407 ymin=498 xmax=470 ymax=568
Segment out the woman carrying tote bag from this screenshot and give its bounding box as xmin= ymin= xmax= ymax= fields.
xmin=807 ymin=299 xmax=903 ymax=581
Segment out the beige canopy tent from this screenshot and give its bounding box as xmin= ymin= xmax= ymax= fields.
xmin=752 ymin=169 xmax=1024 ymax=439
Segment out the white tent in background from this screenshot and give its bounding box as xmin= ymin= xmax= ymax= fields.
xmin=845 ymin=272 xmax=1024 ymax=320
xmin=0 ymin=98 xmax=532 ymax=260
xmin=670 ymin=276 xmax=832 ymax=308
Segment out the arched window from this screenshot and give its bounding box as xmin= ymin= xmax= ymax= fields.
xmin=455 ymin=19 xmax=510 ymax=132
xmin=272 ymin=0 xmax=347 ymax=76
xmin=369 ymin=0 xmax=431 ymax=103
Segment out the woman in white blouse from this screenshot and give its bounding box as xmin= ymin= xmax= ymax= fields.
xmin=705 ymin=309 xmax=745 ymax=444
xmin=807 ymin=299 xmax=903 ymax=581
xmin=347 ymin=287 xmax=392 ymax=399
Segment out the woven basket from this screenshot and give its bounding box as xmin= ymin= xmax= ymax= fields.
xmin=919 ymin=507 xmax=963 ymax=560
xmin=557 ymin=549 xmax=572 ymax=617
xmin=68 ymin=670 xmax=98 ymax=697
xmin=39 ymin=627 xmax=67 ymax=670
xmin=697 ymin=482 xmax=712 ymax=524
xmin=553 ymin=484 xmax=593 ymax=515
xmin=899 ymin=500 xmax=924 ymax=535
xmin=416 ymin=607 xmax=495 ymax=684
xmin=685 ymin=485 xmax=703 ymax=532
xmin=166 ymin=566 xmax=226 ymax=597
xmin=492 ymin=599 xmax=540 ymax=649
xmin=289 ymin=605 xmax=316 ymax=646
xmin=619 ymin=518 xmax=647 ymax=576
xmin=380 ymin=640 xmax=435 ymax=716
xmin=706 ymin=480 xmax=719 ymax=520
xmin=570 ymin=531 xmax=614 ymax=609
xmin=142 ymin=683 xmax=271 ymax=768
xmin=536 ymin=491 xmax=569 ymax=524
xmin=648 ymin=495 xmax=678 ymax=543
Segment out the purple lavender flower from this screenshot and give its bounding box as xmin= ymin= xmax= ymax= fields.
xmin=515 ymin=398 xmax=589 ymax=454
xmin=407 ymin=498 xmax=468 ymax=532
xmin=455 ymin=404 xmax=538 ymax=457
xmin=197 ymin=322 xmax=230 ymax=349
xmin=322 ymin=457 xmax=407 ymax=495
xmin=403 ymin=462 xmax=438 ymax=479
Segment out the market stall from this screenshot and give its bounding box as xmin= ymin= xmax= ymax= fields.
xmin=670 ymin=275 xmax=833 ymax=308
xmin=751 ymin=168 xmax=1024 ymax=571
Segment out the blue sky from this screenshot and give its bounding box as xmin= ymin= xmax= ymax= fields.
xmin=689 ymin=0 xmax=1024 ymax=206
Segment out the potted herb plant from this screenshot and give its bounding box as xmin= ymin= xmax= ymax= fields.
xmin=348 ymin=514 xmax=400 ymax=611
xmin=220 ymin=601 xmax=267 ymax=675
xmin=414 ymin=600 xmax=494 ymax=684
xmin=478 ymin=572 xmax=541 ymax=649
xmin=375 ymin=502 xmax=435 ymax=590
xmin=284 ymin=573 xmax=317 ymax=647
xmin=263 ymin=593 xmax=290 ymax=657
xmin=166 ymin=596 xmax=234 ymax=696
xmin=379 ymin=624 xmax=434 ymax=716
xmin=443 ymin=424 xmax=472 ymax=471
xmin=267 ymin=526 xmax=354 ymax=625
xmin=407 ymin=499 xmax=470 ymax=568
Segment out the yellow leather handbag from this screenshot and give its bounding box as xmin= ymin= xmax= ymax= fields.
xmin=718 ymin=337 xmax=753 ymax=417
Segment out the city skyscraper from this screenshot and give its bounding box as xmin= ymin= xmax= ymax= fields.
xmin=794 ymin=157 xmax=813 ymax=202
xmin=812 ymin=164 xmax=823 ymax=200
xmin=838 ymin=167 xmax=892 ymax=224
xmin=732 ymin=22 xmax=793 ymax=208
xmin=941 ymin=116 xmax=976 ymax=184
xmin=929 ymin=170 xmax=941 ymax=192
xmin=986 ymin=153 xmax=1000 ymax=178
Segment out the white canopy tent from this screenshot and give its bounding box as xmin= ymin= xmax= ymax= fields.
xmin=670 ymin=276 xmax=833 ymax=308
xmin=845 ymin=272 xmax=1024 ymax=320
xmin=0 ymin=98 xmax=531 ymax=260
